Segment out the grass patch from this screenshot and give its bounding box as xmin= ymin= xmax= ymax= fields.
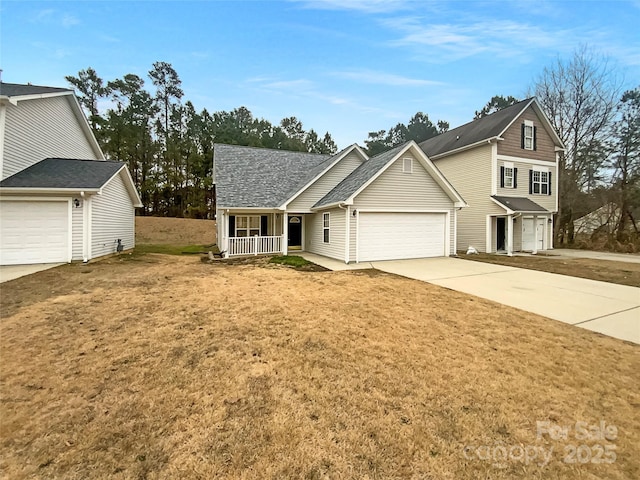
xmin=462 ymin=252 xmax=640 ymax=287
xmin=1 ymin=256 xmax=638 ymax=479
xmin=134 ymin=244 xmax=218 ymax=256
xmin=268 ymin=255 xmax=312 ymax=268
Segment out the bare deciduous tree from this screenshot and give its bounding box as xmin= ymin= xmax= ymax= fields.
xmin=530 ymin=46 xmax=622 ymax=244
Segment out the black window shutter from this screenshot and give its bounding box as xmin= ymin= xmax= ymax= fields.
xmin=521 ymin=124 xmax=525 ymax=149
xmin=529 ymin=170 xmax=533 ymax=194
xmin=548 ymin=172 xmax=552 ymax=195
xmin=514 ymin=168 xmax=518 ymax=188
xmin=260 ymin=215 xmax=268 ymax=236
xmin=533 ymin=126 xmax=537 ymax=151
xmin=500 ymin=166 xmax=505 ymax=188
xmin=228 ymin=215 xmax=236 ymax=237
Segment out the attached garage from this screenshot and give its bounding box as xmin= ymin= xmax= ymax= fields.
xmin=0 ymin=199 xmax=70 ymax=265
xmin=358 ymin=212 xmax=447 ymax=261
xmin=0 ymin=158 xmax=142 ymax=266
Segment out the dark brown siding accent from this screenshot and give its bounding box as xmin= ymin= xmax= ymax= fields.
xmin=497 ymin=106 xmax=557 ymax=162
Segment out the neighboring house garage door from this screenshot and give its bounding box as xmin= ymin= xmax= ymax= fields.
xmin=0 ymin=200 xmax=70 ymax=265
xmin=358 ymin=212 xmax=446 ymax=261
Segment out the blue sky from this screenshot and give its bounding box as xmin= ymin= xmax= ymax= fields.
xmin=2 ymin=0 xmax=639 ymax=148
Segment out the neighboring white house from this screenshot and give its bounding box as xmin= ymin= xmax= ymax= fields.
xmin=419 ymin=98 xmax=566 ymax=255
xmin=0 ymin=82 xmax=142 ymax=265
xmin=214 ymin=141 xmax=466 ymax=263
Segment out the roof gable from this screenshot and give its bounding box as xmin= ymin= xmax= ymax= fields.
xmin=419 ymin=98 xmax=564 ymax=159
xmin=0 ymin=158 xmax=142 ymax=206
xmin=0 ymin=158 xmax=124 ymax=189
xmin=282 ymin=144 xmax=368 ymax=209
xmin=314 ymin=141 xmax=465 ymax=209
xmin=214 ymin=144 xmax=333 ymax=208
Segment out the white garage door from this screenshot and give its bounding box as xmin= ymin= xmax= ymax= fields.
xmin=522 ymin=217 xmax=545 ymax=251
xmin=0 ymin=200 xmax=70 ymax=265
xmin=358 ymin=212 xmax=446 ymax=261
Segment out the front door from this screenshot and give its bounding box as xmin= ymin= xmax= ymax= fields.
xmin=288 ymin=215 xmax=302 ymax=250
xmin=496 ymin=217 xmax=506 ymax=252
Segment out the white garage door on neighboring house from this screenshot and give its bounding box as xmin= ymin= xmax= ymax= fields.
xmin=0 ymin=200 xmax=70 ymax=265
xmin=358 ymin=212 xmax=446 ymax=262
xmin=522 ymin=217 xmax=545 ymax=251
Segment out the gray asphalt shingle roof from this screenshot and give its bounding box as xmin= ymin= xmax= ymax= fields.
xmin=0 ymin=82 xmax=72 ymax=97
xmin=0 ymin=158 xmax=124 ymax=189
xmin=313 ymin=143 xmax=406 ymax=208
xmin=419 ymin=98 xmax=533 ymax=158
xmin=214 ymin=144 xmax=335 ymax=208
xmin=491 ymin=195 xmax=549 ymax=213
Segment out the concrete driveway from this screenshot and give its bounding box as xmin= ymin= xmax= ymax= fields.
xmin=0 ymin=263 xmax=64 ymax=283
xmin=371 ymin=257 xmax=640 ymax=344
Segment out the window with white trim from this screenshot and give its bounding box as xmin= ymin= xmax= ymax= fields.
xmin=402 ymin=157 xmax=413 ymax=173
xmin=504 ymin=166 xmax=514 ymax=188
xmin=323 ymin=212 xmax=330 ymax=243
xmin=523 ymin=120 xmax=534 ymax=150
xmin=235 ymin=215 xmax=260 ymax=237
xmin=532 ymin=170 xmax=549 ymax=195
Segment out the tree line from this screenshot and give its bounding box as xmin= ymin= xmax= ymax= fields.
xmin=66 ymin=62 xmax=338 ymax=217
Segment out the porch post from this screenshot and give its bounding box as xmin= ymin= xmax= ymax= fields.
xmin=549 ymin=216 xmax=554 ymax=250
xmin=282 ymin=212 xmax=288 ymax=256
xmin=532 ymin=215 xmax=538 ymax=254
xmin=507 ymin=214 xmax=513 ymax=256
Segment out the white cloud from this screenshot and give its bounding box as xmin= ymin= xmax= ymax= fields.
xmin=382 ymin=17 xmax=578 ymax=62
xmin=61 ymin=14 xmax=79 ymax=28
xmin=291 ymin=0 xmax=413 ymax=14
xmin=31 ymin=8 xmax=80 ymax=28
xmin=331 ymin=69 xmax=443 ymax=87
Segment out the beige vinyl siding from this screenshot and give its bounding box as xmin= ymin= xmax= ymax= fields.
xmin=513 ymin=216 xmax=523 ymax=251
xmin=496 ymin=160 xmax=557 ymax=212
xmin=287 ymin=152 xmax=363 ymax=211
xmin=352 ymin=152 xmax=457 ymax=255
xmin=71 ymin=202 xmax=84 ymax=261
xmin=91 ymin=173 xmax=135 ymax=258
xmin=434 ymin=144 xmax=502 ymax=253
xmin=305 ymin=209 xmax=345 ymax=261
xmin=2 ymin=96 xmax=100 ymax=180
xmin=497 ymin=106 xmax=557 ymax=162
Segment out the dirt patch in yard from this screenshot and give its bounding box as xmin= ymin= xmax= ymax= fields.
xmin=462 ymin=253 xmax=640 ymax=287
xmin=136 ymin=216 xmax=216 ymax=245
xmin=1 ymin=255 xmax=638 ymax=479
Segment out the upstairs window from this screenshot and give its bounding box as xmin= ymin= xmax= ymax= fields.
xmin=530 ymin=169 xmax=552 ymax=195
xmin=522 ymin=120 xmax=536 ymax=151
xmin=500 ymin=163 xmax=517 ymax=189
xmin=323 ymin=213 xmax=330 ymax=243
xmin=402 ymin=157 xmax=413 ymax=173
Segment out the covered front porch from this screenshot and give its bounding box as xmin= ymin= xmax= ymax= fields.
xmin=216 ymin=209 xmax=308 ymax=257
xmin=488 ymin=196 xmax=553 ymax=256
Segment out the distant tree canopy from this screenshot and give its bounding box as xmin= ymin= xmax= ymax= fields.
xmin=66 ymin=63 xmax=337 ymax=217
xmin=364 ymin=112 xmax=449 ymax=156
xmin=474 ymin=95 xmax=520 ymax=119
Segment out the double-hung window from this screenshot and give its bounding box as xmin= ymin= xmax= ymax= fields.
xmin=523 ymin=120 xmax=535 ymax=150
xmin=235 ymin=215 xmax=260 ymax=237
xmin=532 ymin=170 xmax=549 ymax=195
xmin=323 ymin=213 xmax=330 ymax=243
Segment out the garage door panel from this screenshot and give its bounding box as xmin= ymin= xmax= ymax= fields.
xmin=1 ymin=200 xmax=69 ymax=265
xmin=359 ymin=212 xmax=446 ymax=262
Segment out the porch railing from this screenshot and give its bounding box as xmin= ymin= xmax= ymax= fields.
xmin=227 ymin=235 xmax=283 ymax=257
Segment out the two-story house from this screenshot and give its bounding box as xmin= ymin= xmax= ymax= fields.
xmin=0 ymin=82 xmax=141 ymax=265
xmin=419 ymin=98 xmax=565 ymax=255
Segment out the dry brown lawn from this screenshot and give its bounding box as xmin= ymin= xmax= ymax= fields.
xmin=463 ymin=253 xmax=640 ymax=287
xmin=135 ymin=217 xmax=216 ymax=245
xmin=1 ymin=255 xmax=638 ymax=479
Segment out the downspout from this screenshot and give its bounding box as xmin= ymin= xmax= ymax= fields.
xmin=338 ymin=203 xmax=349 ymax=263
